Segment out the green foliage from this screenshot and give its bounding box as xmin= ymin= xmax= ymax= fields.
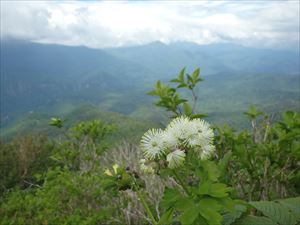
xmin=235 ymin=215 xmax=277 ymax=225
xmin=102 ymin=164 xmax=145 ymax=192
xmin=249 ymin=200 xmax=298 ymax=225
xmin=215 ymin=110 xmax=300 ymax=201
xmin=145 ymin=68 xmax=300 ymax=225
xmin=148 ymin=67 xmax=206 ymax=118
xmin=158 ymin=159 xmax=235 ymax=225
xmin=49 ymin=117 xmax=64 ymax=128
xmin=0 ymin=135 xmax=54 ymax=195
xmin=50 ymin=120 xmax=114 ymax=172
xmin=224 ymin=197 xmax=300 ymax=225
xmin=244 ymin=105 xmax=264 ymax=120
xmin=0 ymin=120 xmax=123 ymax=225
xmin=1 ymin=67 xmax=299 ymax=225
xmin=0 ymin=169 xmax=114 ymax=225
xmin=222 ymin=204 xmax=248 ymax=225
xmin=71 ymin=120 xmax=115 ymax=143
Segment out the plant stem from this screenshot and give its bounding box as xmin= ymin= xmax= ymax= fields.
xmin=173 ymin=170 xmax=191 ymax=196
xmin=191 ymin=88 xmax=198 ymax=114
xmin=133 ymin=179 xmax=157 ymax=225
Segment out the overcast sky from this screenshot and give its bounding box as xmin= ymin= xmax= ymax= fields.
xmin=1 ymin=0 xmax=299 ymax=49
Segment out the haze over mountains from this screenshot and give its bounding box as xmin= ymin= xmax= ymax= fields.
xmin=1 ymin=40 xmax=299 ymax=137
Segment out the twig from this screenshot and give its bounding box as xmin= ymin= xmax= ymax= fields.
xmin=23 ymin=180 xmax=42 ymax=188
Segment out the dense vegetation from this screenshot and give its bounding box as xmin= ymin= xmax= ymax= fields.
xmin=0 ymin=68 xmax=299 ymax=225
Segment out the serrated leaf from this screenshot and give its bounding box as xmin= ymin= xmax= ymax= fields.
xmin=161 ymin=188 xmax=182 ymax=209
xmin=236 ymin=215 xmax=277 ymax=225
xmin=194 ymin=215 xmax=209 ymax=225
xmin=199 ymin=181 xmax=231 ymax=198
xmin=218 ymin=197 xmax=235 ymax=212
xmin=200 ymin=198 xmax=221 ymax=211
xmin=202 ymin=160 xmax=220 ymax=181
xmin=179 ymin=206 xmax=199 ymax=225
xmin=222 ymin=204 xmax=248 ymax=225
xmin=277 ymin=197 xmax=300 ymax=220
xmin=250 ymin=201 xmax=297 ymax=225
xmin=174 ymin=197 xmax=195 ymax=211
xmin=198 ymin=202 xmax=223 ymax=225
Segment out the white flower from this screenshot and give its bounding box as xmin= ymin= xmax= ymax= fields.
xmin=166 ymin=149 xmax=186 ymax=169
xmin=140 ymin=116 xmax=216 ymax=166
xmin=186 ymin=119 xmax=214 ymax=147
xmin=140 ymin=159 xmax=155 ymax=174
xmin=194 ymin=119 xmax=214 ymax=142
xmin=161 ymin=129 xmax=179 ymax=150
xmin=165 ymin=116 xmax=192 ymax=146
xmin=140 ymin=129 xmax=165 ymax=160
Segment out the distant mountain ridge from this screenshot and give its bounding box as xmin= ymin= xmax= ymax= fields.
xmin=1 ymin=40 xmax=299 ymax=130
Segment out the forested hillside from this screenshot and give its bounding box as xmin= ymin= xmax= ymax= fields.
xmin=1 ymin=40 xmax=299 ymax=138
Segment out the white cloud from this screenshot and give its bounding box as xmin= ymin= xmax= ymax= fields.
xmin=1 ymin=0 xmax=299 ymax=49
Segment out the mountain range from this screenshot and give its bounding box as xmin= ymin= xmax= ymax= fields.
xmin=1 ymin=40 xmax=299 ymax=138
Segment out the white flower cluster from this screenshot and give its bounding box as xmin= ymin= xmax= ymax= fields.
xmin=140 ymin=116 xmax=215 ymax=170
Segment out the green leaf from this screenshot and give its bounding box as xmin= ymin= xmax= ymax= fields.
xmin=179 ymin=206 xmax=199 ymax=225
xmin=222 ymin=204 xmax=248 ymax=225
xmin=192 ymin=68 xmax=200 ymax=80
xmin=218 ymin=151 xmax=232 ymax=176
xmin=177 ymin=83 xmax=188 ymax=88
xmin=179 ymin=67 xmax=186 ymax=82
xmin=202 ymin=160 xmax=220 ymax=181
xmin=198 ymin=200 xmax=223 ymax=225
xmin=175 ymin=197 xmax=195 ymax=211
xmin=156 ymin=80 xmax=162 ymax=88
xmin=187 ymin=74 xmax=193 ymax=83
xmin=250 ymin=201 xmax=297 ymax=225
xmin=147 ymin=90 xmax=157 ymax=96
xmin=236 ymin=215 xmax=277 ymax=225
xmin=191 ymin=114 xmax=207 ymax=119
xmin=183 ymin=102 xmax=192 ymax=116
xmin=177 ymin=99 xmax=188 ymax=104
xmin=199 ymin=181 xmax=231 ymax=198
xmin=158 ymin=208 xmax=174 ymax=225
xmin=218 ymin=197 xmax=235 ymax=212
xmin=277 ymin=197 xmax=300 ymax=220
xmin=161 ymin=188 xmax=182 ymax=209
xmin=170 ymin=78 xmax=180 ymax=83
xmin=244 ymin=105 xmax=263 ymax=120
xmin=49 ymin=117 xmax=63 ymax=128
xmin=200 ymin=198 xmax=222 ymax=211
